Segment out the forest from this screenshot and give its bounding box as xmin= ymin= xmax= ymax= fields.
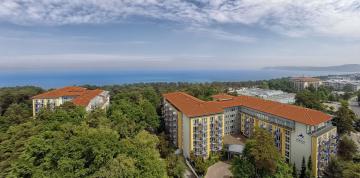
xmin=0 ymin=78 xmax=359 ymax=177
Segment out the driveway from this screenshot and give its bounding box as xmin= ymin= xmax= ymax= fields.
xmin=205 ymin=161 xmax=232 ymax=178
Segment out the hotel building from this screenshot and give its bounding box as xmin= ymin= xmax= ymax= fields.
xmin=163 ymin=92 xmax=337 ymax=177
xmin=32 ymin=86 xmax=110 ymax=117
xmin=291 ymin=77 xmax=323 ymax=91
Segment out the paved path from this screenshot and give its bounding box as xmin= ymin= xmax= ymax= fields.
xmin=349 ymin=97 xmax=360 ymax=118
xmin=205 ymin=161 xmax=232 ymax=178
xmin=184 ymin=169 xmax=196 ymax=178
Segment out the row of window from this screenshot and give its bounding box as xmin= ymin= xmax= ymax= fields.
xmin=225 ymin=114 xmax=237 ymax=118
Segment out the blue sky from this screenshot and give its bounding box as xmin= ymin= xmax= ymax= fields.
xmin=0 ymin=0 xmax=360 ymax=70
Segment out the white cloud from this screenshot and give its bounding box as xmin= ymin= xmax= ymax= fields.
xmin=186 ymin=26 xmax=256 ymax=42
xmin=0 ymin=0 xmax=360 ymax=38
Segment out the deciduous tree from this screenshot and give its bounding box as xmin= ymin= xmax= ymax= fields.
xmin=337 ymin=136 xmax=358 ymax=161
xmin=333 ymin=101 xmax=356 ymax=135
xmin=231 ymin=156 xmax=255 ymax=178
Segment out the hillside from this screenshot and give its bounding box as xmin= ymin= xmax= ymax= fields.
xmin=264 ymin=64 xmax=360 ymax=72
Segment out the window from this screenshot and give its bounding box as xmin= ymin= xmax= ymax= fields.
xmin=285 ymin=144 xmax=290 ymax=150
xmin=285 ymin=130 xmax=290 ymax=135
xmin=286 ymin=137 xmax=290 ymax=143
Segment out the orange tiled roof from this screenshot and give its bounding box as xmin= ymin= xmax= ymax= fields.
xmin=32 ymin=86 xmax=104 ymax=107
xmin=32 ymin=86 xmax=87 ymax=99
xmin=163 ymin=92 xmax=223 ymax=118
xmin=221 ymin=95 xmax=331 ymax=126
xmin=72 ymin=89 xmax=104 ymax=106
xmin=211 ymin=93 xmax=234 ymax=101
xmin=164 ymin=92 xmax=332 ymax=126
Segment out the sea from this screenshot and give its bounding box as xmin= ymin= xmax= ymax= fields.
xmin=0 ymin=69 xmax=352 ymax=89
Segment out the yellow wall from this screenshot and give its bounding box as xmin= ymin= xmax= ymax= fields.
xmin=243 ymin=113 xmax=287 ymax=157
xmin=207 ymin=117 xmax=210 ymax=156
xmin=311 ymin=136 xmax=318 ymax=178
xmin=33 ymin=98 xmax=63 ymax=117
xmin=188 ymin=114 xmax=224 ymax=158
xmin=311 ymin=127 xmax=337 ymax=178
xmin=177 ymin=111 xmax=183 ymax=148
xmin=280 ymin=127 xmax=286 ymax=157
xmin=32 ymin=99 xmax=36 ymax=118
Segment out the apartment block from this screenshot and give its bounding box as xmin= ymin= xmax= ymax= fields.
xmin=163 ymin=92 xmax=337 ymax=178
xmin=291 ymin=77 xmax=322 ymax=91
xmin=32 ymin=86 xmax=110 ymax=117
xmin=323 ymin=79 xmax=360 ymax=92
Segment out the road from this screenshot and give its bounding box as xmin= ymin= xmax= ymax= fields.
xmin=349 ymin=96 xmax=360 ymax=118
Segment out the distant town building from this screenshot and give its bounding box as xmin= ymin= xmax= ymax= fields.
xmin=231 ymin=87 xmax=296 ymax=104
xmin=32 ymin=86 xmax=110 ymax=117
xmin=162 ymin=92 xmax=337 ymax=178
xmin=323 ymin=79 xmax=360 ymax=92
xmin=290 ymin=77 xmax=322 ymax=91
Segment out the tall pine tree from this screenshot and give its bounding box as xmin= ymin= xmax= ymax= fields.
xmin=306 ymin=156 xmax=312 ymax=178
xmin=299 ymin=157 xmax=307 ymax=178
xmin=292 ymin=163 xmax=298 ymax=178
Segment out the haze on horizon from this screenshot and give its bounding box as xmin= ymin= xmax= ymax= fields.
xmin=0 ymin=0 xmax=360 ymax=71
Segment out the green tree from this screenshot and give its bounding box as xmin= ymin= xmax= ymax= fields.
xmin=109 ymin=96 xmax=159 ymax=130
xmin=234 ymin=130 xmax=293 ymax=178
xmin=0 ymin=121 xmax=42 ymax=177
xmin=324 ymin=157 xmax=360 ymax=178
xmin=9 ymin=123 xmax=122 ymax=177
xmin=306 ymin=156 xmax=313 ymax=178
xmin=323 ymin=158 xmax=343 ymax=178
xmin=109 ymin=110 xmax=143 ymax=138
xmin=91 ymin=154 xmax=139 ymax=178
xmin=190 ymin=153 xmax=208 ymax=175
xmin=0 ymin=86 xmax=43 ymax=115
xmin=85 ymin=108 xmax=110 ymax=128
xmin=0 ymin=103 xmax=32 ymax=132
xmin=343 ymin=84 xmax=354 ymax=93
xmin=333 ymin=101 xmax=356 ymax=135
xmin=231 ymin=156 xmax=255 ymax=178
xmin=140 ymin=99 xmax=160 ymax=130
xmin=338 ymin=136 xmax=358 ymax=161
xmin=158 ymin=132 xmax=174 ymax=158
xmin=142 ymin=86 xmax=161 ymax=107
xmin=292 ymin=163 xmax=298 ymax=178
xmin=295 ymin=90 xmax=324 ymax=111
xmin=299 ymin=157 xmax=306 ymax=178
xmin=268 ymin=78 xmax=295 ymax=93
xmin=342 ymin=161 xmax=360 ymax=178
xmin=272 ymin=160 xmax=293 ymax=178
xmin=166 ymin=154 xmax=186 ymax=178
xmin=250 ymin=128 xmax=280 ymax=176
xmin=119 ymin=130 xmax=167 ymax=178
xmin=342 ymin=92 xmax=353 ymax=100
xmin=259 ymin=81 xmax=270 ymax=89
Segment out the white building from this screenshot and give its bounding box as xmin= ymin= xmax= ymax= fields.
xmin=232 ymin=87 xmax=296 ymax=104
xmin=32 ymin=86 xmax=110 ymax=117
xmin=323 ymin=79 xmax=360 ymax=92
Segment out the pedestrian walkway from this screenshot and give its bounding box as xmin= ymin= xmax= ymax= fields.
xmin=205 ymin=161 xmax=232 ymax=178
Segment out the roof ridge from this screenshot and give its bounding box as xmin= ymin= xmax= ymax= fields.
xmin=164 ymin=92 xmax=332 ymax=125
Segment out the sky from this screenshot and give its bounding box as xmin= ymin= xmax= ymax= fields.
xmin=0 ymin=0 xmax=360 ymax=71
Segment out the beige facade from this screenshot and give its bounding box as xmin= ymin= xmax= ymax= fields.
xmin=163 ymin=99 xmax=224 ymax=158
xmin=32 ymin=87 xmax=110 ymax=117
xmin=163 ymin=92 xmax=337 ymax=177
xmin=291 ymin=77 xmax=322 ymax=91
